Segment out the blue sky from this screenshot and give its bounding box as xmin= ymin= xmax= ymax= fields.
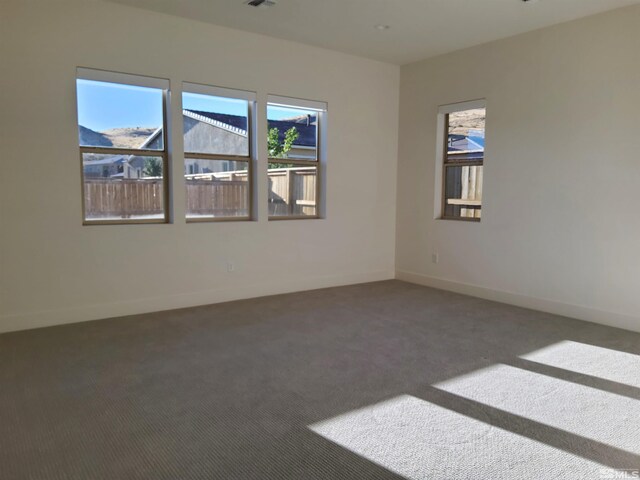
xmin=77 ymin=80 xmax=164 ymax=131
xmin=183 ymin=92 xmax=247 ymax=118
xmin=267 ymin=105 xmax=311 ymax=121
xmin=77 ymin=79 xmax=312 ymax=132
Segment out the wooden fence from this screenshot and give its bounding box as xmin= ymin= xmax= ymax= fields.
xmin=268 ymin=167 xmax=317 ymax=217
xmin=445 ymin=165 xmax=483 ymax=219
xmin=84 ymin=167 xmax=316 ymax=219
xmin=186 ymin=178 xmax=249 ymax=217
xmin=84 ymin=179 xmax=164 ymax=218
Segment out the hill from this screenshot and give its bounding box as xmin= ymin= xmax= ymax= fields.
xmin=78 ymin=125 xmax=112 ymax=147
xmin=101 ymin=127 xmax=158 ymax=149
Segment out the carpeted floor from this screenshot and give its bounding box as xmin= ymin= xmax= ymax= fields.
xmin=1 ymin=280 xmax=639 ymax=479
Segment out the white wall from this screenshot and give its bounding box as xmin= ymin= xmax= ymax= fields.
xmin=0 ymin=0 xmax=399 ymax=332
xmin=396 ymin=5 xmax=640 ymax=332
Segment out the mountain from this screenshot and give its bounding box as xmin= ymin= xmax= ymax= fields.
xmin=448 ymin=108 xmax=485 ymax=135
xmin=79 ymin=125 xmax=112 ymax=147
xmin=101 ymin=127 xmax=158 ymax=149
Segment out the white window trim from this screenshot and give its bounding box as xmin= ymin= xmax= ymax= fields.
xmin=438 ymin=99 xmax=485 ymax=115
xmin=268 ymin=94 xmax=327 ymax=112
xmin=181 ymin=82 xmax=257 ymax=222
xmin=77 ymin=67 xmax=169 ymax=90
xmin=267 ymin=95 xmax=327 ymax=220
xmin=434 ymin=99 xmax=486 ymax=220
xmin=182 ymin=82 xmax=256 ymax=102
xmin=76 ymin=68 xmax=171 ymax=225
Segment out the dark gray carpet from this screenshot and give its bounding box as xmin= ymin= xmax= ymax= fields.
xmin=1 ymin=280 xmax=639 ymax=479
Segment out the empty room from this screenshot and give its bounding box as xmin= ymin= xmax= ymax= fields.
xmin=1 ymin=0 xmax=640 ymax=478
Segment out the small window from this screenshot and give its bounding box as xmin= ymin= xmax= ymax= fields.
xmin=182 ymin=84 xmax=255 ymax=221
xmin=76 ymin=69 xmax=169 ymax=224
xmin=267 ymin=96 xmax=326 ymax=219
xmin=440 ymin=102 xmax=485 ymax=221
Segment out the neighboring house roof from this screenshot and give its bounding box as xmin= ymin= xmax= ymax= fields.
xmin=187 ymin=110 xmax=317 ymax=148
xmin=137 ymin=110 xmax=249 ymax=150
xmin=82 ymin=155 xmax=128 ymax=166
xmin=139 ymin=126 xmax=164 ymax=150
xmin=187 ymin=110 xmax=248 ymax=134
xmin=448 ymin=134 xmax=485 ymax=152
xmin=184 ymin=110 xmax=316 ymax=147
xmin=267 ymin=118 xmax=316 ymax=148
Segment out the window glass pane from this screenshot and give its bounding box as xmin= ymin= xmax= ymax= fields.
xmin=444 ymin=165 xmax=483 ymax=219
xmin=185 ymin=159 xmax=249 ymax=218
xmin=268 ymin=163 xmax=317 ymax=217
xmin=82 ymin=153 xmax=164 ymax=220
xmin=267 ymin=105 xmax=317 ymax=161
xmin=448 ymin=108 xmax=485 ymax=156
xmin=182 ymin=92 xmax=249 ymax=156
xmin=77 ymin=79 xmax=164 ymax=150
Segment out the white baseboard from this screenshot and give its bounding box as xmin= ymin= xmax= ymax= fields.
xmin=396 ymin=270 xmax=640 ymax=334
xmin=0 ymin=270 xmax=394 ymax=334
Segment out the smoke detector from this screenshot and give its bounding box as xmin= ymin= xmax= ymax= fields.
xmin=246 ymin=0 xmax=276 ymax=7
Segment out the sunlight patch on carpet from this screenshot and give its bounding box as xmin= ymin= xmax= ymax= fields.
xmin=520 ymin=341 xmax=640 ymax=388
xmin=435 ymin=364 xmax=640 ymax=453
xmin=309 ymin=394 xmax=605 ymax=480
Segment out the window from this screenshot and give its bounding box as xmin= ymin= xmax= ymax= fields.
xmin=76 ymin=68 xmax=169 ymax=224
xmin=267 ymin=96 xmax=326 ymax=219
xmin=439 ymin=101 xmax=486 ymax=221
xmin=182 ymin=83 xmax=256 ymax=221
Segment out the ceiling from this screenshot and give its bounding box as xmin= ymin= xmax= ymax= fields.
xmin=106 ymin=0 xmax=639 ymax=64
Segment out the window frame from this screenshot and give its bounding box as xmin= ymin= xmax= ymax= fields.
xmin=267 ymin=96 xmax=326 ymax=221
xmin=77 ymin=68 xmax=170 ymax=225
xmin=437 ymin=99 xmax=486 ymax=223
xmin=182 ymin=83 xmax=256 ymax=223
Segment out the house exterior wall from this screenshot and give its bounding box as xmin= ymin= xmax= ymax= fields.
xmin=0 ymin=0 xmax=399 ymax=332
xmin=283 ymin=146 xmax=317 ymax=161
xmin=84 ymin=163 xmax=123 ymax=178
xmin=183 ymin=116 xmax=248 ymax=157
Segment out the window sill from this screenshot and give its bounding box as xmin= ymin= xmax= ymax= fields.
xmin=268 ymin=215 xmax=321 ymax=221
xmin=83 ymin=218 xmax=168 ymax=226
xmin=186 ymin=216 xmax=252 ymax=223
xmin=438 ymin=216 xmax=481 ymax=223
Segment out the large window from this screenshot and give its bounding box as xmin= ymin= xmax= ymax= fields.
xmin=76 ymin=71 xmax=329 ymax=223
xmin=267 ymin=96 xmax=326 ymax=219
xmin=440 ymin=101 xmax=486 ymax=221
xmin=77 ymin=69 xmax=169 ymax=224
xmin=182 ymin=83 xmax=255 ymax=221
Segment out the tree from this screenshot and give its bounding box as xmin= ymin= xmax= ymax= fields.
xmin=268 ymin=126 xmax=299 ymax=168
xmin=143 ymin=158 xmax=162 ymax=177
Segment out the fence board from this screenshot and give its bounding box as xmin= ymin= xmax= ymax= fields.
xmin=85 ymin=167 xmax=316 ymax=219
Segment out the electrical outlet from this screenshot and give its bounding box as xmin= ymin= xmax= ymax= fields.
xmin=227 ymin=261 xmax=235 ymax=272
xmin=432 ymin=253 xmax=439 ymax=264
